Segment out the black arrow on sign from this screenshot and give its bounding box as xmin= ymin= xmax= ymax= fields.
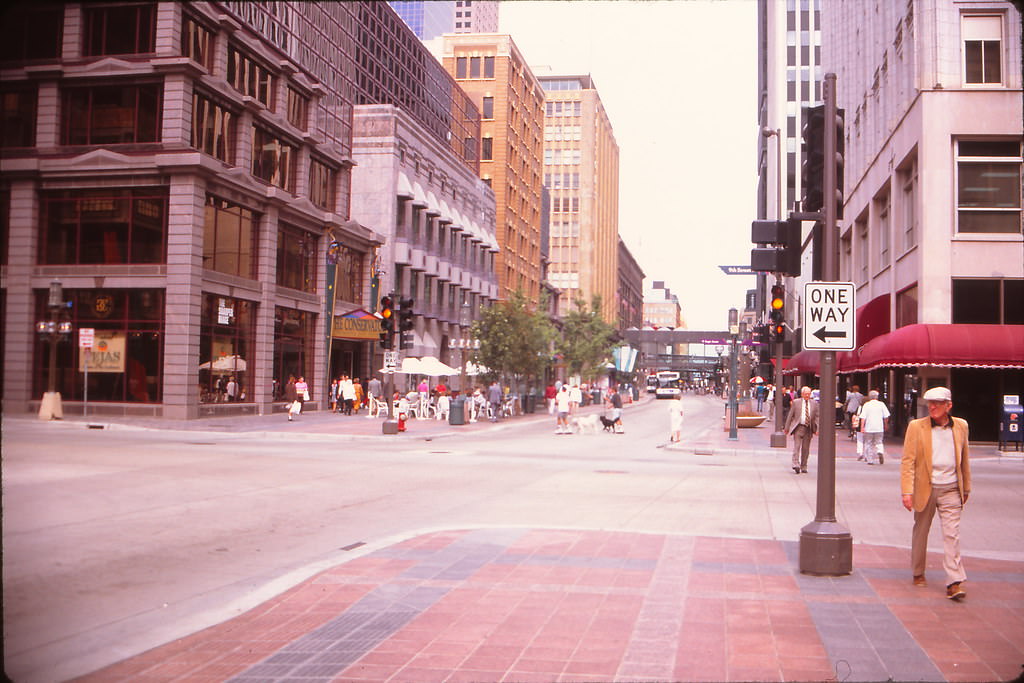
xmin=813 ymin=326 xmax=847 ymax=343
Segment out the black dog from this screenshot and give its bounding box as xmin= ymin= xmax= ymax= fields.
xmin=599 ymin=415 xmax=616 ymax=431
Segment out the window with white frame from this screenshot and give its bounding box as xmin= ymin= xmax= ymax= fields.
xmin=875 ymin=191 xmax=890 ymax=272
xmin=856 ymin=217 xmax=868 ymax=284
xmin=956 ymin=140 xmax=1022 ymax=234
xmin=900 ymin=159 xmax=917 ymax=253
xmin=962 ymin=14 xmax=1002 ymax=85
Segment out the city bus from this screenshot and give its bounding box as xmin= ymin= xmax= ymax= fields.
xmin=646 ymin=375 xmax=659 ymax=393
xmin=655 ymin=370 xmax=682 ymax=399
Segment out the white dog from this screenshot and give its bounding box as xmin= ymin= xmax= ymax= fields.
xmin=570 ymin=414 xmax=601 ymax=434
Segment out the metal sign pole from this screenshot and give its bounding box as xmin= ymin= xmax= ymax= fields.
xmin=799 ymin=73 xmax=853 ymax=576
xmin=84 ymin=348 xmax=89 ymax=418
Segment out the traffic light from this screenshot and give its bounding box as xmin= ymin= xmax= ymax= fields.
xmin=379 ymin=295 xmax=394 ymax=349
xmin=398 ymin=298 xmax=414 ymax=350
xmin=769 ymin=285 xmax=786 ymax=341
xmin=801 ymin=104 xmax=825 ymax=214
xmin=750 ymin=217 xmax=801 ymax=277
xmin=833 ymin=108 xmax=845 ymax=219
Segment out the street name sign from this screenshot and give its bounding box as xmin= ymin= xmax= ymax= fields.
xmin=719 ymin=265 xmax=755 ymax=276
xmin=803 ymin=282 xmax=855 ymax=351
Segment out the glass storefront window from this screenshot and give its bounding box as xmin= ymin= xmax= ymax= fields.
xmin=199 ymin=294 xmax=255 ymax=404
xmin=274 ymin=307 xmax=314 ymax=400
xmin=40 ymin=188 xmax=167 ymax=265
xmin=33 ymin=288 xmax=164 ymax=403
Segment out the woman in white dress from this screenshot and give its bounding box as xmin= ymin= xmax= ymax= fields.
xmin=669 ymin=396 xmax=684 ymax=442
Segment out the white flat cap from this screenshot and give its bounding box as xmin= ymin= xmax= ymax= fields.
xmin=922 ymin=386 xmax=952 ymax=402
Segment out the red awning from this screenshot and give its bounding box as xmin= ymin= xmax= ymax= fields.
xmin=856 ymin=293 xmax=890 ymax=348
xmin=845 ymin=323 xmax=1024 ymax=373
xmin=783 ymin=350 xmax=820 ymax=376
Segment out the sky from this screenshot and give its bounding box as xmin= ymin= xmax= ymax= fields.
xmin=498 ymin=0 xmax=760 ymax=331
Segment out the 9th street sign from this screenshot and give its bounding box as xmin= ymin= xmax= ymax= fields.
xmin=803 ymin=282 xmax=856 ymax=351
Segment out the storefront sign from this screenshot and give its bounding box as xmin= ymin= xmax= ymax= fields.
xmin=332 ymin=308 xmax=379 ymax=340
xmin=79 ymin=330 xmax=125 ymax=372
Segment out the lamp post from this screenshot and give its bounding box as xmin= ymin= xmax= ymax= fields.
xmin=727 ymin=308 xmax=739 ymax=440
xmin=763 ymin=126 xmax=788 ymax=448
xmin=37 ymin=280 xmax=72 ymax=420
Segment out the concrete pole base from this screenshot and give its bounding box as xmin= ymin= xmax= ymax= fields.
xmin=770 ymin=431 xmax=787 ymax=448
xmin=38 ymin=392 xmax=63 ymax=420
xmin=382 ymin=419 xmax=399 ymax=435
xmin=799 ymin=520 xmax=852 ymax=576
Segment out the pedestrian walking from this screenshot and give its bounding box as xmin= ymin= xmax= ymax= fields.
xmin=555 ymin=385 xmax=571 ymax=434
xmin=285 ymin=375 xmax=300 ymax=421
xmin=668 ymin=395 xmax=684 ymax=442
xmin=859 ymin=390 xmax=891 ymax=465
xmin=294 ymin=376 xmax=309 ymax=414
xmin=901 ymin=386 xmax=971 ymax=600
xmin=225 ymin=376 xmax=238 ymax=402
xmin=367 ymin=376 xmax=382 ymax=403
xmin=783 ymin=386 xmax=818 ymax=474
xmin=353 ymin=377 xmax=364 ymax=413
xmin=845 ymin=385 xmax=865 ymax=438
xmin=545 ymin=383 xmax=557 ymax=415
xmin=568 ymin=384 xmax=582 ymax=415
xmin=488 ymin=380 xmax=502 ymax=422
xmin=340 ymin=375 xmax=356 ymax=415
xmin=607 ymin=388 xmax=624 ymax=433
xmin=781 ymin=386 xmax=794 ymax=424
xmin=329 ymin=378 xmax=339 ymax=412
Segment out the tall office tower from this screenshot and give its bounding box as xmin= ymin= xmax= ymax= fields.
xmin=439 ymin=34 xmax=545 ymax=301
xmin=805 ymin=0 xmax=1022 ymax=441
xmin=390 ymin=1 xmax=498 ymax=39
xmin=756 ymin=0 xmax=825 ymax=223
xmin=537 ymin=74 xmax=620 ymax=323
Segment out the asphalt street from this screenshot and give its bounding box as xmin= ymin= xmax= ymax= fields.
xmin=2 ymin=394 xmax=1023 ymax=682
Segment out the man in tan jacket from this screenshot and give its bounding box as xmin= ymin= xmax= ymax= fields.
xmin=900 ymin=386 xmax=971 ymax=600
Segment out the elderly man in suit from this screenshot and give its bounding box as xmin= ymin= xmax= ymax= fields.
xmin=901 ymin=386 xmax=971 ymax=600
xmin=783 ymin=385 xmax=818 ymax=474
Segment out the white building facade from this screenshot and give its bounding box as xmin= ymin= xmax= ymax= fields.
xmin=816 ymin=0 xmax=1023 ymax=440
xmin=350 ymin=104 xmax=498 ymax=389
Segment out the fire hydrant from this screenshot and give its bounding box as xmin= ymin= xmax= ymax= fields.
xmin=397 ymin=410 xmax=407 ymax=432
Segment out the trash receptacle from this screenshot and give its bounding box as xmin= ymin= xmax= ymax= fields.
xmin=592 ymin=389 xmax=602 ymax=405
xmin=1000 ymin=396 xmax=1023 ymax=451
xmin=449 ymin=397 xmax=466 ymax=425
xmin=523 ymin=393 xmax=536 ymax=414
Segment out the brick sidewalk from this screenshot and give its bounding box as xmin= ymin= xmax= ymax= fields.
xmin=75 ymin=528 xmax=1024 ymax=683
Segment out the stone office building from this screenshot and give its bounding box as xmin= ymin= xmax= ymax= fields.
xmin=0 ymin=1 xmax=480 ymax=419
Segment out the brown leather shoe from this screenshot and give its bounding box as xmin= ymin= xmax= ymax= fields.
xmin=946 ymin=582 xmax=966 ymax=600
xmin=912 ymin=574 xmax=926 ymax=587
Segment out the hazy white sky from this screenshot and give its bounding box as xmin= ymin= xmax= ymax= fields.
xmin=499 ymin=0 xmax=760 ymax=331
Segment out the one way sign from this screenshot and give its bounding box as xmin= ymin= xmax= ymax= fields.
xmin=803 ymin=282 xmax=856 ymax=351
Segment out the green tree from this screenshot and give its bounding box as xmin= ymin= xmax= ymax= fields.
xmin=470 ymin=291 xmax=555 ymax=383
xmin=558 ymin=295 xmax=618 ymax=381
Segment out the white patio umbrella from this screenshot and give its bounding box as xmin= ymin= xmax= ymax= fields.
xmin=417 ymin=356 xmax=459 ymax=376
xmin=464 ymin=361 xmax=490 ymax=376
xmin=199 ymin=354 xmax=246 ymax=372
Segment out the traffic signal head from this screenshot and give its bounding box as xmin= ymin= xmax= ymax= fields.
xmin=398 ymin=298 xmax=415 ymax=349
xmin=801 ymin=105 xmax=825 ymax=213
xmin=750 ymin=217 xmax=801 ymax=277
xmin=398 ymin=298 xmax=414 ymax=332
xmin=769 ymin=285 xmax=786 ymax=339
xmin=379 ymin=295 xmax=394 ymax=348
xmin=834 ymin=108 xmax=845 ymax=220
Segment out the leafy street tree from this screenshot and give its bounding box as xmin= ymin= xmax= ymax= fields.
xmin=470 ymin=290 xmax=555 ymax=384
xmin=557 ymin=295 xmax=618 ymax=381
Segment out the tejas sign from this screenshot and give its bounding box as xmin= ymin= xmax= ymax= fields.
xmin=802 ymin=282 xmax=856 ymax=351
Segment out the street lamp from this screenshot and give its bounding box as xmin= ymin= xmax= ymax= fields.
xmin=763 ymin=126 xmax=789 ymax=450
xmin=728 ymin=308 xmax=739 ymax=440
xmin=37 ymin=279 xmax=72 ymax=420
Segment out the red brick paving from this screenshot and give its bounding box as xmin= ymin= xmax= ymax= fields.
xmin=73 ymin=529 xmax=1024 ymax=683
